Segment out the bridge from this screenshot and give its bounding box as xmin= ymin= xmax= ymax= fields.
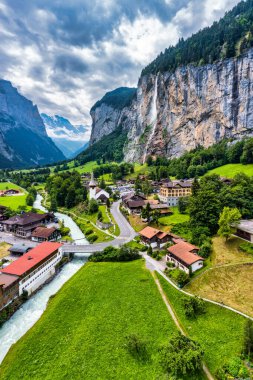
xmin=62 ymin=201 xmax=137 ymax=257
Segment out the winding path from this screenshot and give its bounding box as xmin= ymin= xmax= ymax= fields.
xmin=62 ymin=201 xmax=137 ymax=254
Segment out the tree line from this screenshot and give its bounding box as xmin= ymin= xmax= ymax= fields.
xmin=142 ymin=0 xmax=253 ymax=76
xmin=46 ymin=171 xmax=87 ymax=211
xmin=147 ymin=138 xmax=253 ymax=180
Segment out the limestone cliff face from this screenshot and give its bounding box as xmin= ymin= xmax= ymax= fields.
xmin=0 ymin=79 xmax=65 ymax=168
xmin=90 ymin=49 xmax=253 ymax=162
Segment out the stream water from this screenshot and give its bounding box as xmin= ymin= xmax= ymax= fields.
xmin=0 ymin=194 xmax=89 ymax=363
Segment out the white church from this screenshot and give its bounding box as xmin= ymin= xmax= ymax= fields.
xmin=89 ymin=172 xmax=110 ymax=203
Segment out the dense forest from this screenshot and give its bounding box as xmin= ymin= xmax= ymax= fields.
xmin=90 ymin=87 xmax=136 ymax=111
xmin=46 ymin=171 xmax=87 ymax=210
xmin=76 ymin=126 xmax=128 ymax=163
xmin=142 ymin=0 xmax=253 ymax=76
xmin=147 ymin=138 xmax=253 ymax=180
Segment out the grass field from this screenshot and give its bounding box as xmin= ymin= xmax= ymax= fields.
xmin=211 ymin=236 xmax=253 ymax=266
xmin=0 ymin=242 xmax=11 ymax=259
xmin=0 ymin=182 xmax=23 ymax=191
xmin=206 ymin=163 xmax=253 ymax=178
xmin=0 ymin=194 xmax=28 ymax=211
xmin=0 ymin=261 xmax=179 ymax=380
xmin=159 ymin=207 xmax=189 ymax=226
xmin=0 ymin=182 xmax=28 ymax=210
xmin=157 ymin=274 xmax=246 ymax=375
xmin=128 ymin=214 xmax=148 ymax=232
xmin=185 ymin=236 xmax=253 ymax=317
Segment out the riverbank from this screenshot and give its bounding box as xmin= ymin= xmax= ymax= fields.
xmin=0 ymin=258 xmax=86 ymax=363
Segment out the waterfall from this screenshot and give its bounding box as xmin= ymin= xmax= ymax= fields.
xmin=142 ymin=76 xmax=158 ymax=164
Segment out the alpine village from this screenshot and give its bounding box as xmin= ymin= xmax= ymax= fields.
xmin=1 ymin=1 xmax=253 ymax=379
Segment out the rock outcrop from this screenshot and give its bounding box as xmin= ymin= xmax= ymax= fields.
xmin=90 ymin=49 xmax=253 ymax=163
xmin=0 ymin=80 xmax=65 ymax=168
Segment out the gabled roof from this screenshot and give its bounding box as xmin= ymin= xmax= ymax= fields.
xmin=2 ymin=212 xmax=49 ymax=226
xmin=31 ymin=226 xmax=56 ymax=238
xmin=139 ymin=226 xmax=160 ymax=239
xmin=1 ymin=242 xmax=62 ymax=277
xmin=168 ymin=241 xmax=203 ymax=266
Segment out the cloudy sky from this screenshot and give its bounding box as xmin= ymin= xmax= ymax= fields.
xmin=0 ymin=0 xmax=240 ymax=127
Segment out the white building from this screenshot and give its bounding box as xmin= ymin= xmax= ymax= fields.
xmin=1 ymin=242 xmax=62 ymax=296
xmin=166 ymin=241 xmax=204 ymax=274
xmin=89 ymin=172 xmax=109 ymax=203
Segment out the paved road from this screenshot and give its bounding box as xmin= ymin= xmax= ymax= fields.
xmin=62 ymin=201 xmax=137 ymax=255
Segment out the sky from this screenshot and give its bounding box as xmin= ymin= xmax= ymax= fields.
xmin=0 ymin=0 xmax=241 ymax=127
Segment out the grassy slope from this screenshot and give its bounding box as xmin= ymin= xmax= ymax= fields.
xmin=0 ymin=182 xmax=28 ymax=210
xmin=157 ymin=274 xmax=246 ymax=375
xmin=0 ymin=182 xmax=23 ymax=191
xmin=159 ymin=206 xmax=189 ymax=225
xmin=0 ymin=261 xmax=178 ymax=380
xmin=206 ymin=163 xmax=253 ymax=178
xmin=185 ymin=236 xmax=253 ymax=317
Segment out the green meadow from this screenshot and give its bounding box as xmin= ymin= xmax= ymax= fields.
xmin=0 ymin=261 xmax=178 ymax=380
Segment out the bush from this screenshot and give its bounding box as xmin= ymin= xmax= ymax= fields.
xmin=159 ymin=333 xmax=204 ymax=377
xmin=166 ymin=262 xmax=175 ymax=268
xmin=240 ymin=242 xmax=253 ymax=255
xmin=124 ymin=334 xmax=148 ymax=361
xmin=168 ymin=269 xmax=189 ymax=287
xmin=85 ymin=228 xmax=93 ymax=236
xmin=88 ymin=246 xmax=141 ymax=262
xmin=183 ymin=296 xmax=206 ymax=318
xmin=216 ymin=357 xmax=249 ymax=380
xmin=199 ymin=241 xmax=212 ymax=258
xmin=87 ymin=234 xmax=98 ymax=243
xmin=147 ymin=246 xmax=153 ymax=256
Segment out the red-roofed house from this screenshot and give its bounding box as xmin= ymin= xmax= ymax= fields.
xmin=166 ymin=241 xmax=204 ymax=273
xmin=1 ymin=242 xmax=62 ymax=296
xmin=139 ymin=226 xmax=170 ymax=248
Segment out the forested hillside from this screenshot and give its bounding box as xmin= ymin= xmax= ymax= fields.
xmin=142 ymin=0 xmax=253 ymax=76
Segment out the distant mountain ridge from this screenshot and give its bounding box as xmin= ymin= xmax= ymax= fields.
xmin=41 ymin=113 xmax=90 ymax=158
xmin=0 ymin=80 xmax=65 ymax=169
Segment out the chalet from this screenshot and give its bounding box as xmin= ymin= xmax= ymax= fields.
xmin=159 ymin=180 xmax=192 ymax=206
xmin=8 ymin=244 xmax=33 ymax=255
xmin=31 ymin=227 xmax=60 ymax=242
xmin=0 ymin=189 xmax=20 ymax=196
xmin=166 ymin=241 xmax=204 ymax=274
xmin=1 ymin=242 xmax=62 ymax=296
xmin=122 ymin=193 xmax=146 ymax=214
xmin=2 ymin=212 xmax=54 ymax=238
xmin=89 ymin=173 xmax=109 ymax=203
xmin=234 ymin=220 xmax=253 ymax=243
xmin=139 ymin=226 xmax=170 ymax=248
xmin=149 ymin=203 xmax=172 ymax=216
xmin=0 ymin=273 xmax=19 ymax=310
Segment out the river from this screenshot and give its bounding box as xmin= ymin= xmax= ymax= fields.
xmin=0 ymin=194 xmax=89 ymax=363
xmin=33 ymin=194 xmax=88 ymax=244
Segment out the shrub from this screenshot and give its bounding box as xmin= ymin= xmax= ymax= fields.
xmin=159 ymin=333 xmax=204 ymax=377
xmin=85 ymin=228 xmax=93 ymax=236
xmin=88 ymin=246 xmax=141 ymax=262
xmin=124 ymin=334 xmax=148 ymax=361
xmin=183 ymin=296 xmax=206 ymax=318
xmin=147 ymin=246 xmax=153 ymax=256
xmin=87 ymin=234 xmax=98 ymax=243
xmin=216 ymin=357 xmax=249 ymax=380
xmin=199 ymin=241 xmax=212 ymax=258
xmin=168 ymin=269 xmax=189 ymax=287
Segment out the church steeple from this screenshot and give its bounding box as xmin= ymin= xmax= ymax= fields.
xmin=89 ymin=172 xmax=97 ymax=188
